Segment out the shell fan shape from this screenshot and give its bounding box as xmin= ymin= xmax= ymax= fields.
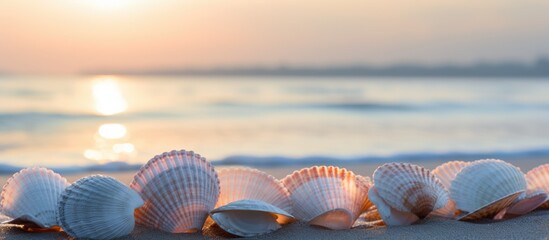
xmin=216 ymin=167 xmax=292 ymax=214
xmin=370 ymin=163 xmax=448 ymax=226
xmin=494 ymin=189 xmax=548 ymax=220
xmin=0 ymin=167 xmax=69 ymax=230
xmin=281 ymin=166 xmax=371 ymax=230
xmin=430 ymin=161 xmax=471 ymax=218
xmin=525 ymin=163 xmax=549 ymax=209
xmin=211 ymin=167 xmax=295 ymax=237
xmin=210 ymin=199 xmax=294 ymax=237
xmin=130 ymin=150 xmax=220 ymax=233
xmin=57 ymin=175 xmax=144 ymax=240
xmin=450 ymin=159 xmax=527 ymax=221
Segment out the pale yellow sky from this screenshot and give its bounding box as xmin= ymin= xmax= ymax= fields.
xmin=1 ymin=0 xmax=548 ymax=74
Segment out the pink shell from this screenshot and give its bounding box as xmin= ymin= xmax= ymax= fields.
xmin=215 ymin=167 xmax=292 ymax=215
xmin=525 ymin=163 xmax=549 ymax=209
xmin=130 ymin=150 xmax=220 ymax=233
xmin=430 ymin=161 xmax=471 ymax=218
xmin=281 ymin=166 xmax=371 ymax=230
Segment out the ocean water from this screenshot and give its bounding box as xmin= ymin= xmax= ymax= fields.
xmin=1 ymin=75 xmax=549 ymax=172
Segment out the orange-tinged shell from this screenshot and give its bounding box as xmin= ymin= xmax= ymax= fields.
xmin=361 ymin=206 xmax=382 ymax=222
xmin=430 ymin=161 xmax=471 ymax=218
xmin=281 ymin=166 xmax=371 ymax=230
xmin=525 ymin=163 xmax=549 ymax=209
xmin=215 ymin=167 xmax=292 ymax=214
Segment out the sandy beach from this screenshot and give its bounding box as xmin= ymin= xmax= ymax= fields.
xmin=1 ymin=159 xmax=548 ymax=239
xmin=1 ymin=209 xmax=548 ymax=239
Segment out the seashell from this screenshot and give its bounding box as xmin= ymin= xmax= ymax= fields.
xmin=368 ymin=186 xmax=419 ymax=226
xmin=430 ymin=161 xmax=471 ymax=218
xmin=57 ymin=175 xmax=144 ymax=239
xmin=130 ymin=150 xmax=220 ymax=233
xmin=353 ymin=206 xmax=385 ymax=227
xmin=281 ymin=166 xmax=371 ymax=230
xmin=0 ymin=167 xmax=69 ymax=230
xmin=210 ymin=199 xmax=294 ymax=237
xmin=493 ymin=189 xmax=548 ymax=220
xmin=216 ymin=167 xmax=292 ymax=214
xmin=372 ymin=163 xmax=448 ymax=225
xmin=360 ymin=206 xmax=382 ymax=222
xmin=432 ymin=161 xmax=471 ymax=191
xmin=525 ymin=163 xmax=549 ymax=209
xmin=450 ymin=159 xmax=526 ymax=220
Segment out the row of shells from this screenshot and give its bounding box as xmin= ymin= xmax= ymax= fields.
xmin=0 ymin=149 xmax=547 ymax=239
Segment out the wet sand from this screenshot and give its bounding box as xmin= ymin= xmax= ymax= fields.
xmin=0 ymin=159 xmax=548 ymax=239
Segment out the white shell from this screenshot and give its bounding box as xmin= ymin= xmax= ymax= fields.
xmin=450 ymin=159 xmax=526 ymax=220
xmin=210 ymin=199 xmax=294 ymax=237
xmin=0 ymin=167 xmax=69 ymax=229
xmin=281 ymin=166 xmax=371 ymax=230
xmin=57 ymin=175 xmax=144 ymax=239
xmin=130 ymin=150 xmax=220 ymax=233
xmin=525 ymin=163 xmax=549 ymax=209
xmin=216 ymin=167 xmax=292 ymax=214
xmin=494 ymin=189 xmax=548 ymax=220
xmin=368 ymin=186 xmax=419 ymax=226
xmin=430 ymin=161 xmax=471 ymax=218
xmin=373 ymin=163 xmax=448 ymax=222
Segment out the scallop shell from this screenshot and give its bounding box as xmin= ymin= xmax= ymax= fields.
xmin=0 ymin=167 xmax=69 ymax=230
xmin=210 ymin=199 xmax=294 ymax=237
xmin=432 ymin=161 xmax=470 ymax=191
xmin=362 ymin=206 xmax=382 ymax=222
xmin=368 ymin=186 xmax=420 ymax=226
xmin=430 ymin=161 xmax=471 ymax=218
xmin=281 ymin=166 xmax=371 ymax=230
xmin=525 ymin=163 xmax=549 ymax=209
xmin=450 ymin=159 xmax=526 ymax=220
xmin=58 ymin=175 xmax=144 ymax=239
xmin=373 ymin=163 xmax=448 ymax=223
xmin=130 ymin=150 xmax=220 ymax=233
xmin=216 ymin=167 xmax=292 ymax=214
xmin=494 ymin=189 xmax=548 ymax=220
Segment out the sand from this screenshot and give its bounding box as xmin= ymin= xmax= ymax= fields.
xmin=0 ymin=160 xmax=548 ymax=239
xmin=1 ymin=211 xmax=548 ymax=239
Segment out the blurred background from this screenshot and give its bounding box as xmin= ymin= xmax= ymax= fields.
xmin=1 ymin=1 xmax=548 ymax=173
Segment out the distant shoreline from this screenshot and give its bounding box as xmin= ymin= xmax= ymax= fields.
xmin=81 ymin=58 xmax=549 ymax=77
xmin=1 ymin=147 xmax=548 ymax=175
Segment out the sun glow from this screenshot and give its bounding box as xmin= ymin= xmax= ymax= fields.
xmin=87 ymin=0 xmax=130 ymax=10
xmin=98 ymin=123 xmax=127 ymax=139
xmin=84 ymin=123 xmax=136 ymax=162
xmin=92 ymin=77 xmax=127 ymax=116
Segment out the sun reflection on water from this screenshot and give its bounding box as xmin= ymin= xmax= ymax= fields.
xmin=92 ymin=77 xmax=127 ymax=116
xmin=85 ymin=76 xmax=136 ymax=163
xmin=83 ymin=123 xmax=136 ymax=162
xmin=98 ymin=123 xmax=127 ymax=139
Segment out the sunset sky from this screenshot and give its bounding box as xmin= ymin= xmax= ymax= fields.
xmin=1 ymin=0 xmax=549 ymax=74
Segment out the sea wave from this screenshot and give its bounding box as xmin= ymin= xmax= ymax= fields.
xmin=1 ymin=101 xmax=549 ymax=123
xmin=211 ymin=101 xmax=414 ymax=111
xmin=0 ymin=147 xmax=548 ymax=174
xmin=0 ymin=112 xmax=99 ymax=120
